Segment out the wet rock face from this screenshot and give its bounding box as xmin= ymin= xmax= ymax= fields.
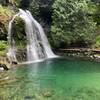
xmin=38 ymin=0 xmax=54 ymax=23
xmin=16 ymin=49 xmax=27 ymax=62
xmin=0 ymin=64 xmax=8 ymax=71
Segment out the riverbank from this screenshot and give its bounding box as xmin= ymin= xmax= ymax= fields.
xmin=0 ymin=57 xmax=18 ymax=71
xmin=57 ymin=48 xmax=100 ymax=62
xmin=0 ymin=48 xmax=100 ymax=71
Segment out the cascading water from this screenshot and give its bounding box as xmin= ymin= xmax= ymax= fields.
xmin=7 ymin=9 xmax=56 ymax=63
xmin=7 ymin=13 xmax=20 ymax=63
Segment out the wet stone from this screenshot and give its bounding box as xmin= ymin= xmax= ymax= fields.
xmin=42 ymin=90 xmax=54 ymax=98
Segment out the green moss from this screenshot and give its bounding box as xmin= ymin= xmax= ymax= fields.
xmin=0 ymin=41 xmax=7 ymax=51
xmin=0 ymin=5 xmax=14 ymax=17
xmin=0 ymin=51 xmax=6 ymax=56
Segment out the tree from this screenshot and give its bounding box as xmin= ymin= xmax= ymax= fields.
xmin=51 ymin=0 xmax=96 ymax=48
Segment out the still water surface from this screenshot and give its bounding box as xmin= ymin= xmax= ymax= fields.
xmin=0 ymin=58 xmax=100 ymax=100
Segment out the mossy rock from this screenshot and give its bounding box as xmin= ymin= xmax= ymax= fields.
xmin=0 ymin=64 xmax=8 ymax=70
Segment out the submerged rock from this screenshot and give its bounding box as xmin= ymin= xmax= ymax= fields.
xmin=42 ymin=89 xmax=54 ymax=98
xmin=43 ymin=92 xmax=52 ymax=97
xmin=24 ymin=95 xmax=35 ymax=100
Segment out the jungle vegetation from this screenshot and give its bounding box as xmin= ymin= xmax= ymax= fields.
xmin=0 ymin=0 xmax=99 ymax=56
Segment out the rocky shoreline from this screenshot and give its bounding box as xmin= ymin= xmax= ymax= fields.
xmin=56 ymin=48 xmax=100 ymax=62
xmin=0 ymin=57 xmax=18 ymax=71
xmin=0 ymin=48 xmax=100 ymax=71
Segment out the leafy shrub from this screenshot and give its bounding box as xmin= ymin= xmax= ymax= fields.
xmin=93 ymin=35 xmax=100 ymax=48
xmin=0 ymin=41 xmax=7 ymax=51
xmin=0 ymin=51 xmax=6 ymax=56
xmin=9 ymin=0 xmax=20 ymax=7
xmin=29 ymin=0 xmax=40 ymax=20
xmin=0 ymin=5 xmax=14 ymax=40
xmin=0 ymin=5 xmax=14 ymax=17
xmin=51 ymin=0 xmax=96 ymax=48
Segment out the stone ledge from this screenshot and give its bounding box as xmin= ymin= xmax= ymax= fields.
xmin=0 ymin=56 xmax=18 ymax=71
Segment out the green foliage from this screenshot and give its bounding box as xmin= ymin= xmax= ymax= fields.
xmin=0 ymin=41 xmax=7 ymax=51
xmin=9 ymin=0 xmax=20 ymax=7
xmin=9 ymin=0 xmax=31 ymax=8
xmin=93 ymin=4 xmax=100 ymax=25
xmin=0 ymin=5 xmax=14 ymax=17
xmin=0 ymin=5 xmax=14 ymax=40
xmin=29 ymin=0 xmax=53 ymax=22
xmin=51 ymin=0 xmax=96 ymax=48
xmin=12 ymin=17 xmax=27 ymax=49
xmin=93 ymin=35 xmax=100 ymax=48
xmin=29 ymin=0 xmax=40 ymax=20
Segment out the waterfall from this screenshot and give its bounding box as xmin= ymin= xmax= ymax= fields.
xmin=7 ymin=13 xmax=20 ymax=63
xmin=7 ymin=9 xmax=56 ymax=63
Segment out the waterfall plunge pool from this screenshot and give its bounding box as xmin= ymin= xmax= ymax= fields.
xmin=0 ymin=58 xmax=100 ymax=100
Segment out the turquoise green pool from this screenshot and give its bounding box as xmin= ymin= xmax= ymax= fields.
xmin=0 ymin=58 xmax=100 ymax=100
